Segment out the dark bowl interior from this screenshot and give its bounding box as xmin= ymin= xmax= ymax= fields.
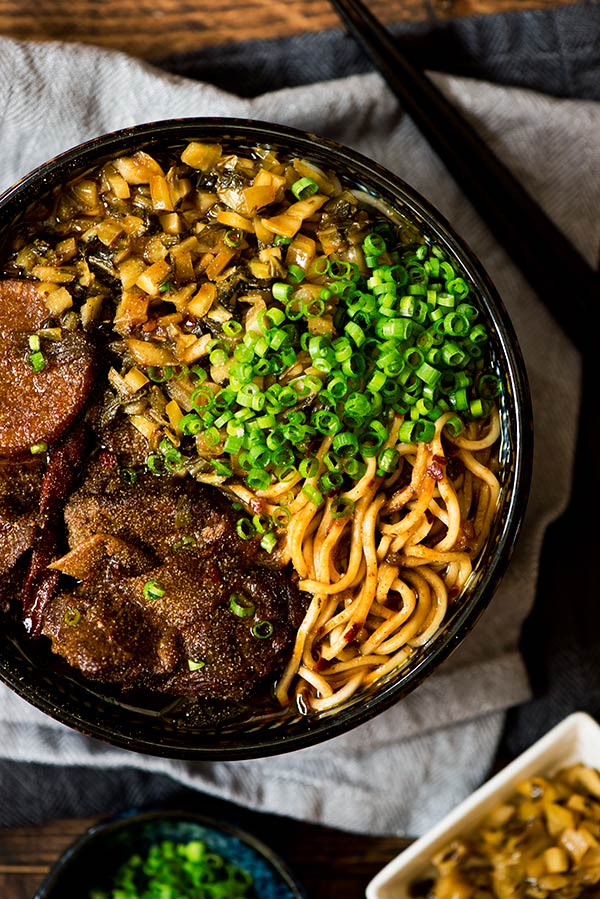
xmin=34 ymin=808 xmax=306 ymax=899
xmin=0 ymin=117 xmax=533 ymax=759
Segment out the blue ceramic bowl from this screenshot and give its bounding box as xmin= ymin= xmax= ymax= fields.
xmin=35 ymin=809 xmax=306 ymax=899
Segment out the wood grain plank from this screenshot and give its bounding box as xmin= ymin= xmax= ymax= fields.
xmin=0 ymin=0 xmax=581 ymax=58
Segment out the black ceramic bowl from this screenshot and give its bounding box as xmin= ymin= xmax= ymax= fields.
xmin=34 ymin=808 xmax=306 ymax=899
xmin=0 ymin=118 xmax=533 ymax=759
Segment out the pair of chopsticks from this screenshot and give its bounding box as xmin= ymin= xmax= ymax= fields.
xmin=329 ymin=0 xmax=598 ymax=352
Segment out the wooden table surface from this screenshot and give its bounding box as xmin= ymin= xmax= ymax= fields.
xmin=0 ymin=810 xmax=412 ymax=898
xmin=0 ymin=0 xmax=583 ymax=59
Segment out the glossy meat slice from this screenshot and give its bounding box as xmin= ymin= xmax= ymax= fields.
xmin=0 ymin=458 xmax=43 ymax=571
xmin=42 ymin=429 xmax=305 ymax=699
xmin=0 ymin=457 xmax=44 ymax=611
xmin=21 ymin=421 xmax=90 ymax=637
xmin=0 ymin=279 xmax=95 ymax=455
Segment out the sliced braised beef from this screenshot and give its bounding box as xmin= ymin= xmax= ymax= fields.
xmin=21 ymin=421 xmax=90 ymax=637
xmin=0 ymin=280 xmax=95 ymax=455
xmin=41 ymin=420 xmax=305 ymax=699
xmin=0 ymin=457 xmax=44 ymax=612
xmin=0 ymin=458 xmax=43 ymax=572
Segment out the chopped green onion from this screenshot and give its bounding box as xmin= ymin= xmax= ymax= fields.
xmin=318 ymin=471 xmax=344 ymax=493
xmin=260 ymin=531 xmax=278 ymax=553
xmin=159 ymin=437 xmax=184 ymax=471
xmin=211 ymin=459 xmax=232 ymax=477
xmin=362 ymin=233 xmax=387 ymax=256
xmin=303 ymin=297 xmax=325 ymax=318
xmin=246 ymin=468 xmax=271 ymax=490
xmin=172 ymin=535 xmax=197 ymax=551
xmin=147 ymin=365 xmax=173 ymax=383
xmin=312 ymin=409 xmax=341 ymax=435
xmin=377 ymin=447 xmax=400 ymax=473
xmin=287 ymin=263 xmax=305 ymax=283
xmin=478 ymin=373 xmax=502 ymax=398
xmin=444 ymin=415 xmax=464 ymax=437
xmin=252 ymin=620 xmax=274 ymax=639
xmin=146 ymin=453 xmax=165 ymax=475
xmin=87 ymin=837 xmax=254 ymax=898
xmin=302 ymin=483 xmax=324 ymax=506
xmin=28 ymin=351 xmax=45 ymax=372
xmin=345 ymin=321 xmax=366 ymax=347
xmin=179 ymin=413 xmax=204 ymax=435
xmin=143 ymin=579 xmax=165 ymax=601
xmin=299 ymin=457 xmax=319 ymax=478
xmin=222 ymin=318 xmax=243 ymax=337
xmin=333 ymin=431 xmax=359 ymax=457
xmin=229 ymin=593 xmax=256 ymax=618
xmin=345 ymin=457 xmax=367 ymax=480
xmin=187 ymin=659 xmax=205 ymax=671
xmin=236 ymin=517 xmax=256 ymax=540
xmin=330 ymin=496 xmax=355 ymax=519
xmin=271 ymin=505 xmax=292 ymax=527
xmin=291 ymin=177 xmax=319 ymax=200
xmin=446 ymin=277 xmax=469 ymax=299
xmin=272 ymin=281 xmax=293 ymax=302
xmin=224 ymin=228 xmax=243 ymax=247
xmin=469 ymin=324 xmax=489 ymax=344
xmin=30 ymin=442 xmax=48 ymax=455
xmin=449 ymin=387 xmax=469 ymax=411
xmin=63 ymin=607 xmax=81 ymax=627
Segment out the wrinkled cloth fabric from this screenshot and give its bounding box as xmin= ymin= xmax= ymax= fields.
xmin=0 ymin=27 xmax=595 ymax=837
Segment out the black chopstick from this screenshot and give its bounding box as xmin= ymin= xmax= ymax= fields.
xmin=329 ymin=0 xmax=598 ymax=350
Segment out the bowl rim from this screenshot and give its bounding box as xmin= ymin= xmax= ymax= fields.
xmin=34 ymin=806 xmax=307 ymax=899
xmin=0 ymin=116 xmax=534 ymax=759
xmin=365 ymin=711 xmax=600 ymax=899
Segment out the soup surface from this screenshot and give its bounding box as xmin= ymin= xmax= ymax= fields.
xmin=0 ymin=138 xmax=503 ymax=715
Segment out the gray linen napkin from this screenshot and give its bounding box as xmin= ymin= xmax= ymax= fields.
xmin=0 ymin=36 xmax=594 ymax=837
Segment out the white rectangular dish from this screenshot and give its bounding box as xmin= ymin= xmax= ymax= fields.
xmin=366 ymin=711 xmax=600 ymax=899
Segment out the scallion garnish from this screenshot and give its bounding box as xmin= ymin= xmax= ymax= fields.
xmin=163 ymin=228 xmax=500 ymax=508
xmin=251 ymin=620 xmax=274 ymax=639
xmin=147 ymin=366 xmax=173 ymax=383
xmin=229 ymin=593 xmax=256 ymax=618
xmin=143 ymin=579 xmax=165 ymax=601
xmin=28 ymin=350 xmax=45 ymax=372
xmin=30 ymin=442 xmax=48 ymax=455
xmin=172 ymin=535 xmax=197 ymax=551
xmin=236 ymin=517 xmax=256 ymax=540
xmin=146 ymin=453 xmax=165 ymax=475
xmin=330 ymin=496 xmax=355 ymax=519
xmin=224 ymin=228 xmax=243 ymax=248
xmin=187 ymin=659 xmax=205 ymax=671
xmin=64 ymin=607 xmax=81 ymax=627
xmin=260 ymin=531 xmax=278 ymax=553
xmin=291 ymin=176 xmax=319 ymax=200
xmin=287 ymin=263 xmax=305 ymax=284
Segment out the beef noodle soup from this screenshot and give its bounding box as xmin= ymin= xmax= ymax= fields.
xmin=0 ymin=137 xmax=503 ymax=719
